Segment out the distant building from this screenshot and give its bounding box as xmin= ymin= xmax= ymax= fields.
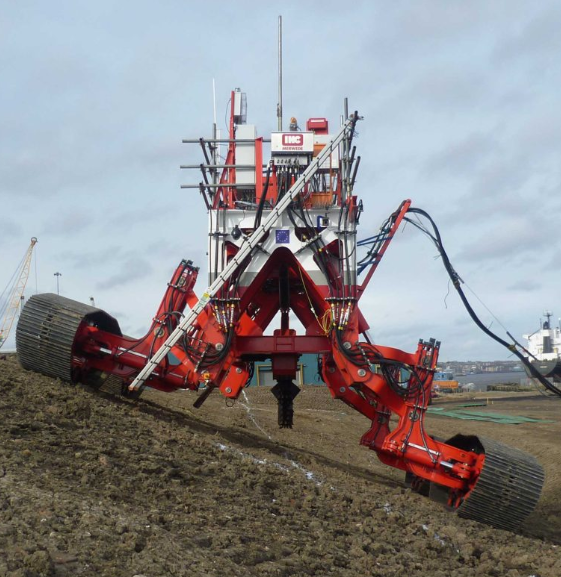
xmin=249 ymin=353 xmax=323 ymax=386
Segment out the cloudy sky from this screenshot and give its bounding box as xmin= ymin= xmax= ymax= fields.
xmin=1 ymin=1 xmax=560 ymax=362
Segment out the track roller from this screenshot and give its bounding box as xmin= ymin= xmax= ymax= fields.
xmin=16 ymin=293 xmax=121 ymax=383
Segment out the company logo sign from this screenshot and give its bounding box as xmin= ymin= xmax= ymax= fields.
xmin=271 ymin=132 xmax=313 ymax=154
xmin=282 ymin=134 xmax=304 ymax=146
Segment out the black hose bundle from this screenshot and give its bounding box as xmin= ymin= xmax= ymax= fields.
xmin=404 ymin=207 xmax=561 ymax=397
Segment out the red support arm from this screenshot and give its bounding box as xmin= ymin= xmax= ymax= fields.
xmin=357 ymin=199 xmax=411 ymax=299
xmin=323 ymin=332 xmax=485 ymax=493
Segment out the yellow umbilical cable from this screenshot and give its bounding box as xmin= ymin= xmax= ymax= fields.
xmin=319 ymin=309 xmax=332 ymax=334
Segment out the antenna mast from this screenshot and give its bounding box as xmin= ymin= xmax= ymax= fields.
xmin=277 ymin=15 xmax=283 ymax=131
xmin=212 ymin=79 xmax=218 ymax=184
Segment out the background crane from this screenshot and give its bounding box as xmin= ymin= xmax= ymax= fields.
xmin=0 ymin=237 xmax=37 ymax=349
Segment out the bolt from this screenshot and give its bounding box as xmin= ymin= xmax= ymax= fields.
xmin=343 ymin=341 xmax=352 ymax=350
xmin=339 ymin=387 xmax=346 ymax=393
xmin=357 ymin=368 xmax=367 ymax=377
xmin=328 ymin=366 xmax=336 ymax=374
xmin=215 ymin=343 xmax=224 ymax=351
xmin=225 ymin=387 xmax=232 ymax=393
xmin=235 ymin=367 xmax=242 ymax=374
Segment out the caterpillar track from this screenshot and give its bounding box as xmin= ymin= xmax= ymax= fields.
xmin=410 ymin=434 xmax=545 ymax=530
xmin=449 ymin=435 xmax=544 ymax=531
xmin=16 ymin=293 xmax=122 ymax=385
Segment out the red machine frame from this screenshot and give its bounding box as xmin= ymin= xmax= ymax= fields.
xmin=17 ymin=90 xmax=543 ymax=528
xmin=65 ymin=93 xmax=485 ymax=506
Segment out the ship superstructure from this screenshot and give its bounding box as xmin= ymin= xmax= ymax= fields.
xmin=524 ymin=311 xmax=561 ymax=380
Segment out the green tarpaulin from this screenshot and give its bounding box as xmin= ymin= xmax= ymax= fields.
xmin=427 ymin=407 xmax=552 ymax=425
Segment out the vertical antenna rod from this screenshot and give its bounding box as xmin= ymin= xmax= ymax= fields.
xmin=277 ymin=15 xmax=283 ymax=131
xmin=212 ymin=79 xmax=217 ymax=184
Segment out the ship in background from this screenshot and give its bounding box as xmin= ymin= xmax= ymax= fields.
xmin=524 ymin=311 xmax=561 ymax=382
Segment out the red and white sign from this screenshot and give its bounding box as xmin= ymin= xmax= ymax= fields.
xmin=271 ymin=132 xmax=314 ymax=154
xmin=282 ymin=134 xmax=304 ymax=146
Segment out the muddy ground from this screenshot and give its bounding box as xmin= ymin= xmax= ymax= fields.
xmin=1 ymin=353 xmax=561 ymax=577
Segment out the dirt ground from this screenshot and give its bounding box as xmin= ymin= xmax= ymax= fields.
xmin=2 ymin=353 xmax=561 ymax=577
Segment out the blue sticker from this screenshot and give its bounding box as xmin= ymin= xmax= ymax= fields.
xmin=275 ymin=229 xmax=290 ymax=244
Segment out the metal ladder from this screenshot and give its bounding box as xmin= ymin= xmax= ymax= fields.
xmin=129 ymin=114 xmax=359 ymax=391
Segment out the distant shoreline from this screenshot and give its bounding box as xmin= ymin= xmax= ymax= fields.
xmin=456 ymin=371 xmax=529 ymax=391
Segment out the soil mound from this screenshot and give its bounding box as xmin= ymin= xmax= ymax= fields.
xmin=1 ymin=354 xmax=561 ymax=576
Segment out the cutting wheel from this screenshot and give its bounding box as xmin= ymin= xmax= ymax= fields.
xmin=16 ymin=293 xmax=121 ymax=383
xmin=445 ymin=434 xmax=544 ymax=531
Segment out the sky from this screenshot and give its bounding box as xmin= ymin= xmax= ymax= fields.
xmin=1 ymin=1 xmax=560 ymax=361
